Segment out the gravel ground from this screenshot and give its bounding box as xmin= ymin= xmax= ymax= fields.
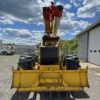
xmin=0 ymin=55 xmax=100 ymax=100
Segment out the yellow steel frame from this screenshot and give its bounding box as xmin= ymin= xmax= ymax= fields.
xmin=11 ymin=66 xmax=89 ymax=92
xmin=11 ymin=38 xmax=89 ymax=92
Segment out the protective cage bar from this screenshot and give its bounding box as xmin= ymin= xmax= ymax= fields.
xmin=11 ymin=68 xmax=89 ymax=92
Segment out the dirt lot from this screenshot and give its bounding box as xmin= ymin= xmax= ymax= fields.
xmin=0 ymin=55 xmax=100 ymax=100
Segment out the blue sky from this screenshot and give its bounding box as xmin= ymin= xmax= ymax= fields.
xmin=0 ymin=0 xmax=100 ymax=45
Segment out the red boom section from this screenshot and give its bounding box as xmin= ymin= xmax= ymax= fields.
xmin=43 ymin=2 xmax=63 ymax=35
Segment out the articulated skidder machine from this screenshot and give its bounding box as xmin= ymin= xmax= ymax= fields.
xmin=11 ymin=2 xmax=89 ymax=92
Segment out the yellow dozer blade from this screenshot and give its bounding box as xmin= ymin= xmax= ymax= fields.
xmin=11 ymin=68 xmax=89 ymax=92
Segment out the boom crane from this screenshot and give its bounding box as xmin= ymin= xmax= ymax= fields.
xmin=43 ymin=2 xmax=63 ymax=36
xmin=11 ymin=2 xmax=89 ymax=92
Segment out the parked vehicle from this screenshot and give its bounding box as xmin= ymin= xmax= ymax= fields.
xmin=0 ymin=44 xmax=15 ymax=55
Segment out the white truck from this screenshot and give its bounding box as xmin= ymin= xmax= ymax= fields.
xmin=0 ymin=44 xmax=16 ymax=55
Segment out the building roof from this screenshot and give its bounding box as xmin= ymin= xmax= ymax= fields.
xmin=77 ymin=19 xmax=100 ymax=37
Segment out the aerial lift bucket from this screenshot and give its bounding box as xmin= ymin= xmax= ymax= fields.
xmin=11 ymin=67 xmax=89 ymax=92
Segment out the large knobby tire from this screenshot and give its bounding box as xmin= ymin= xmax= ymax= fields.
xmin=17 ymin=56 xmax=35 ymax=70
xmin=1 ymin=52 xmax=7 ymax=56
xmin=64 ymin=56 xmax=79 ymax=70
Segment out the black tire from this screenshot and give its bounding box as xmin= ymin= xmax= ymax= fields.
xmin=62 ymin=55 xmax=73 ymax=66
xmin=65 ymin=58 xmax=79 ymax=70
xmin=18 ymin=56 xmax=35 ymax=70
xmin=4 ymin=52 xmax=7 ymax=55
xmin=1 ymin=52 xmax=7 ymax=55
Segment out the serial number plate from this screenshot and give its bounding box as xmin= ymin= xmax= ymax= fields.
xmin=40 ymin=78 xmax=62 ymax=84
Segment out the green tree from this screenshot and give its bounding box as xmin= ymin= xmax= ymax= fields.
xmin=61 ymin=36 xmax=78 ymax=55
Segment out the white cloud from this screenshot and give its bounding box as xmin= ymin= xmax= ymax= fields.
xmin=38 ymin=0 xmax=54 ymax=7
xmin=57 ymin=30 xmax=66 ymax=37
xmin=83 ymin=0 xmax=100 ymax=5
xmin=64 ymin=4 xmax=72 ymax=9
xmin=2 ymin=28 xmax=32 ymax=38
xmin=71 ymin=30 xmax=81 ymax=35
xmin=58 ymin=11 xmax=90 ymax=36
xmin=0 ymin=0 xmax=97 ymax=44
xmin=66 ymin=12 xmax=75 ymax=19
xmin=70 ymin=0 xmax=82 ymax=7
xmin=59 ymin=17 xmax=89 ymax=32
xmin=0 ymin=15 xmax=14 ymax=24
xmin=0 ymin=0 xmax=45 ymax=24
xmin=56 ymin=1 xmax=63 ymax=6
xmin=77 ymin=0 xmax=100 ymax=18
xmin=0 ymin=28 xmax=43 ymax=45
xmin=56 ymin=1 xmax=72 ymax=9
